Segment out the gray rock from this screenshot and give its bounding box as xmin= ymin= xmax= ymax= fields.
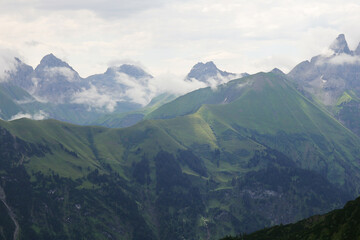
xmin=186 ymin=61 xmax=243 ymax=85
xmin=330 ymin=34 xmax=351 ymax=55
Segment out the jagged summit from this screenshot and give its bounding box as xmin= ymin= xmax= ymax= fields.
xmin=186 ymin=61 xmax=236 ymax=84
xmin=37 ymin=53 xmax=73 ymax=70
xmin=330 ymin=34 xmax=351 ymax=55
xmin=187 ymin=61 xmax=220 ymax=80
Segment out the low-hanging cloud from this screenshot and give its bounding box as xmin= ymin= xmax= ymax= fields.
xmin=9 ymin=110 xmax=48 ymax=121
xmin=0 ymin=49 xmax=18 ymax=82
xmin=204 ymin=72 xmax=244 ymax=90
xmin=115 ymin=72 xmax=154 ymax=106
xmin=44 ymin=66 xmax=77 ymax=82
xmin=314 ymin=52 xmax=360 ymax=66
xmin=72 ymin=84 xmax=118 ymax=112
xmin=328 ymin=54 xmax=360 ymax=65
xmin=150 ymin=73 xmax=207 ymax=96
xmin=70 ymin=68 xmax=212 ymax=112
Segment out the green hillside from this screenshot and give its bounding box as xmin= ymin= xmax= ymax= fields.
xmin=334 ymin=91 xmax=360 ymax=136
xmin=149 ymin=73 xmax=360 ymax=191
xmin=0 ymin=83 xmax=30 ymax=119
xmin=0 ymin=72 xmax=359 ymax=239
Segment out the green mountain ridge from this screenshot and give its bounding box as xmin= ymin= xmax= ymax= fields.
xmin=149 ymin=73 xmax=360 ymax=190
xmin=0 ymin=72 xmax=359 ymax=239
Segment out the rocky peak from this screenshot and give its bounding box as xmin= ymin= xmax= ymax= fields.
xmin=186 ymin=61 xmax=230 ymax=82
xmin=330 ymin=34 xmax=351 ymax=55
xmin=188 ymin=61 xmax=218 ymax=77
xmin=36 ymin=53 xmax=73 ymax=71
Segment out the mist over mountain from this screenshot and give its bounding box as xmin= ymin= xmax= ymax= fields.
xmin=288 ymin=34 xmax=360 ymax=135
xmin=289 ymin=34 xmax=360 ymax=101
xmin=0 ymin=55 xmax=242 ymax=127
xmin=0 ymin=34 xmax=360 ymax=240
xmin=186 ymin=61 xmax=247 ymax=87
xmin=1 ymin=69 xmax=360 ymax=239
xmin=7 ymin=54 xmax=152 ymax=106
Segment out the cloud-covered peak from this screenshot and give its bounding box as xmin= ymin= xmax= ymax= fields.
xmin=186 ymin=61 xmax=244 ymax=89
xmin=187 ymin=61 xmax=230 ymax=82
xmin=330 ymin=34 xmax=351 ymax=55
xmin=105 ymin=64 xmax=152 ymax=79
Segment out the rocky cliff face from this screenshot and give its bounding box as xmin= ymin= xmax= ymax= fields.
xmin=289 ymin=34 xmax=360 ymax=105
xmin=288 ymin=34 xmax=360 ymax=136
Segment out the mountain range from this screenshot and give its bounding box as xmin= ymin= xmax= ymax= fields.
xmin=1 ymin=55 xmax=242 ymax=128
xmin=0 ymin=34 xmax=360 ymax=240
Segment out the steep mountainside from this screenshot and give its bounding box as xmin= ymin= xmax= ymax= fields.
xmin=148 ymin=72 xmax=360 ymax=191
xmin=288 ymin=34 xmax=360 ymax=136
xmin=0 ymin=72 xmax=359 ymax=239
xmin=222 ymin=195 xmax=360 ymax=240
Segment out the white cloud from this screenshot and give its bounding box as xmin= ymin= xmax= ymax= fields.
xmin=0 ymin=48 xmax=19 ymax=82
xmin=9 ymin=110 xmax=48 ymax=121
xmin=1 ymin=0 xmax=360 ymax=79
xmin=150 ymin=73 xmax=207 ymax=95
xmin=71 ymin=65 xmax=214 ymax=110
xmin=72 ymin=85 xmax=118 ymax=112
xmin=44 ymin=66 xmax=77 ymax=82
xmin=328 ymin=54 xmax=360 ymax=65
xmin=114 ymin=72 xmax=153 ymax=106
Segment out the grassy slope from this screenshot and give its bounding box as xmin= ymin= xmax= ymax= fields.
xmin=0 ymin=84 xmax=27 ymax=119
xmin=149 ymin=73 xmax=360 ymax=191
xmin=0 ymin=72 xmax=360 ymax=239
xmin=0 ymin=116 xmax=351 ymax=239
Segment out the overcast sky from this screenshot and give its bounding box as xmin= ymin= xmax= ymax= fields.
xmin=1 ymin=0 xmax=360 ymax=78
